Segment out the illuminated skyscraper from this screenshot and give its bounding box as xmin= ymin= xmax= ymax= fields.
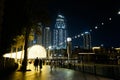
xmin=35 ymin=23 xmax=43 ymax=45
xmin=43 ymin=27 xmax=51 ymax=49
xmin=53 ymin=13 xmax=67 ymax=50
xmin=28 ymin=22 xmax=43 ymax=46
xmin=83 ymin=32 xmax=92 ymax=50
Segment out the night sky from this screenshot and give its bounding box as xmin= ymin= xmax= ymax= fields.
xmin=1 ymin=0 xmax=120 ymax=53
xmin=48 ymin=0 xmax=120 ymax=48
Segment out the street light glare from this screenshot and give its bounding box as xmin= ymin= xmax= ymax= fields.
xmin=118 ymin=11 xmax=120 ymax=14
xmin=67 ymin=37 xmax=72 ymax=41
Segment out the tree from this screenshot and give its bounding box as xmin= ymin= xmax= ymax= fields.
xmin=9 ymin=0 xmax=51 ymax=71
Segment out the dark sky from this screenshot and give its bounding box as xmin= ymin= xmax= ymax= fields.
xmin=1 ymin=0 xmax=120 ymax=53
xmin=47 ymin=0 xmax=120 ymax=48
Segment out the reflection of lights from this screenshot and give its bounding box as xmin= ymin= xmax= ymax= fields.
xmin=3 ymin=45 xmax=47 ymax=59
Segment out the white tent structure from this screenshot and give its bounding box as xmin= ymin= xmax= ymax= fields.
xmin=3 ymin=45 xmax=47 ymax=59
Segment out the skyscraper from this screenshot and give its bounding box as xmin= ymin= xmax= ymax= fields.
xmin=43 ymin=27 xmax=51 ymax=49
xmin=28 ymin=22 xmax=43 ymax=46
xmin=53 ymin=13 xmax=67 ymax=50
xmin=83 ymin=32 xmax=92 ymax=50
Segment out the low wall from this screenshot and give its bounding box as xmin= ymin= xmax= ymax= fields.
xmin=0 ymin=57 xmax=18 ymax=74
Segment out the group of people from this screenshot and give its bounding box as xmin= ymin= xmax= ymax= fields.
xmin=34 ymin=57 xmax=43 ymax=71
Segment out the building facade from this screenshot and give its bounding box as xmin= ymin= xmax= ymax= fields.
xmin=83 ymin=32 xmax=92 ymax=50
xmin=28 ymin=22 xmax=43 ymax=46
xmin=53 ymin=13 xmax=68 ymax=57
xmin=43 ymin=27 xmax=51 ymax=49
xmin=53 ymin=13 xmax=67 ymax=50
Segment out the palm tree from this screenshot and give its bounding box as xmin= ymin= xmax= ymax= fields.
xmin=20 ymin=0 xmax=51 ymax=71
xmin=12 ymin=35 xmax=25 ymax=62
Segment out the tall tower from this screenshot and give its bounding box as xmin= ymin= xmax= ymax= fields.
xmin=53 ymin=13 xmax=67 ymax=50
xmin=83 ymin=32 xmax=92 ymax=50
xmin=28 ymin=22 xmax=43 ymax=46
xmin=43 ymin=27 xmax=51 ymax=49
xmin=35 ymin=22 xmax=43 ymax=45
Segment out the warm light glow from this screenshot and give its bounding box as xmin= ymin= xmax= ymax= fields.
xmin=115 ymin=48 xmax=120 ymax=50
xmin=92 ymin=47 xmax=101 ymax=50
xmin=78 ymin=53 xmax=95 ymax=54
xmin=3 ymin=45 xmax=47 ymax=59
xmin=28 ymin=45 xmax=46 ymax=59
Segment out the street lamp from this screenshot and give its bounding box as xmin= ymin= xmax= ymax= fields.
xmin=67 ymin=37 xmax=72 ymax=63
xmin=48 ymin=46 xmax=52 ymax=58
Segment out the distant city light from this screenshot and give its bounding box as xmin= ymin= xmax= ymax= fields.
xmin=90 ymin=29 xmax=92 ymax=32
xmin=109 ymin=18 xmax=112 ymax=20
xmin=49 ymin=46 xmax=52 ymax=49
xmin=118 ymin=11 xmax=120 ymax=14
xmin=101 ymin=22 xmax=104 ymax=25
xmin=95 ymin=26 xmax=98 ymax=29
xmin=81 ymin=33 xmax=84 ymax=36
xmin=75 ymin=36 xmax=77 ymax=38
xmin=78 ymin=35 xmax=80 ymax=37
xmin=58 ymin=15 xmax=64 ymax=18
xmin=85 ymin=32 xmax=89 ymax=34
xmin=101 ymin=44 xmax=104 ymax=47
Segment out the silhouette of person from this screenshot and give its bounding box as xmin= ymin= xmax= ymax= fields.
xmin=39 ymin=59 xmax=43 ymax=71
xmin=34 ymin=57 xmax=39 ymax=71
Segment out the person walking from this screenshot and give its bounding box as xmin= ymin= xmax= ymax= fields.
xmin=34 ymin=57 xmax=39 ymax=71
xmin=39 ymin=59 xmax=43 ymax=71
xmin=50 ymin=60 xmax=54 ymax=70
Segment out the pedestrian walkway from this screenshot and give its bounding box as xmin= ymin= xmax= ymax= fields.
xmin=0 ymin=64 xmax=114 ymax=80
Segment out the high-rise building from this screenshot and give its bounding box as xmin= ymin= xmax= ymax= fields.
xmin=28 ymin=22 xmax=43 ymax=46
xmin=83 ymin=32 xmax=92 ymax=50
xmin=35 ymin=23 xmax=43 ymax=45
xmin=43 ymin=27 xmax=51 ymax=49
xmin=53 ymin=13 xmax=67 ymax=50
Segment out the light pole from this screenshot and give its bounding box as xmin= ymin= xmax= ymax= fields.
xmin=67 ymin=37 xmax=72 ymax=63
xmin=48 ymin=46 xmax=52 ymax=59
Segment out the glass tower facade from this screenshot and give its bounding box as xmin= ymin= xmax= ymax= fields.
xmin=83 ymin=32 xmax=92 ymax=50
xmin=43 ymin=27 xmax=51 ymax=49
xmin=53 ymin=14 xmax=67 ymax=50
xmin=28 ymin=22 xmax=43 ymax=47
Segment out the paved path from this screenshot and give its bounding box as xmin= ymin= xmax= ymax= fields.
xmin=1 ymin=64 xmax=114 ymax=80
